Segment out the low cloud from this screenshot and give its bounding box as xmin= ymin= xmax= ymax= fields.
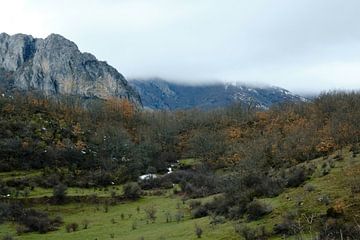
xmin=1 ymin=0 xmax=360 ymax=93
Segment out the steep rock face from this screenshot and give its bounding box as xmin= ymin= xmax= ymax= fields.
xmin=0 ymin=33 xmax=141 ymax=106
xmin=130 ymin=78 xmax=306 ymax=110
xmin=0 ymin=33 xmax=36 ymax=71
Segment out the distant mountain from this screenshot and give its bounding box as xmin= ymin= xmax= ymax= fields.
xmin=0 ymin=33 xmax=141 ymax=106
xmin=130 ymin=78 xmax=305 ymax=110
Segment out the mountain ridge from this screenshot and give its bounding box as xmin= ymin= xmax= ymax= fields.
xmin=129 ymin=78 xmax=306 ymax=110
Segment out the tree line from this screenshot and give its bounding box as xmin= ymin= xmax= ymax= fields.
xmin=0 ymin=90 xmax=359 ymax=183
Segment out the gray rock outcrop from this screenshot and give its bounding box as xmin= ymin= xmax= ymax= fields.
xmin=0 ymin=33 xmax=141 ymax=106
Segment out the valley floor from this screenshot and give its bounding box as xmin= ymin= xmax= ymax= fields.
xmin=0 ymin=194 xmax=237 ymax=240
xmin=1 ymin=149 xmax=360 ymax=239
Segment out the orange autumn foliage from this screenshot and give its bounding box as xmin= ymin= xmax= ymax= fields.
xmin=105 ymin=98 xmax=135 ymax=121
xmin=227 ymin=127 xmax=242 ymax=141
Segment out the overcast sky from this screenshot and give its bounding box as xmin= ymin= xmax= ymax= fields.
xmin=1 ymin=0 xmax=360 ymax=94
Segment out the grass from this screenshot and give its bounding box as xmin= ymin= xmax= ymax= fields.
xmin=237 ymin=149 xmax=360 ymax=239
xmin=4 ymin=185 xmax=124 ymax=199
xmin=0 ymin=170 xmax=42 ymax=181
xmin=23 ymin=185 xmax=123 ymax=198
xmin=178 ymin=158 xmax=199 ymax=168
xmin=1 ymin=149 xmax=360 ymax=239
xmin=0 ymin=194 xmax=238 ymax=240
xmin=0 ymin=170 xmax=124 ymax=198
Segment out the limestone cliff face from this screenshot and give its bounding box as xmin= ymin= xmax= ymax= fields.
xmin=0 ymin=33 xmax=141 ymax=106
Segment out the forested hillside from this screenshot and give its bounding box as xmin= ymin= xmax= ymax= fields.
xmin=1 ymin=90 xmax=358 ymax=173
xmin=1 ymin=90 xmax=360 ymax=239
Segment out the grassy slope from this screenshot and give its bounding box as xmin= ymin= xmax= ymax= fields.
xmin=242 ymin=149 xmax=360 ymax=239
xmin=1 ymin=149 xmax=359 ymax=239
xmin=0 ymin=171 xmax=42 ymax=181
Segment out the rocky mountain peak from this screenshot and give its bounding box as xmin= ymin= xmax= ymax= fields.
xmin=0 ymin=33 xmax=141 ymax=106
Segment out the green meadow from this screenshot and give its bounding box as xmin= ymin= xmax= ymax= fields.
xmin=1 ymin=149 xmax=360 ymax=239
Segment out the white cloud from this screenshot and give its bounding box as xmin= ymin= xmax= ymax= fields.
xmin=1 ymin=0 xmax=360 ymax=93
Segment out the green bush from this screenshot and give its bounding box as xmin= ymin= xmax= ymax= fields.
xmin=65 ymin=222 xmax=79 ymax=233
xmin=123 ymin=182 xmax=142 ymax=200
xmin=191 ymin=205 xmax=208 ymax=219
xmin=2 ymin=234 xmax=14 ymax=240
xmin=194 ymin=224 xmax=203 ymax=238
xmin=235 ymin=225 xmax=269 ymax=240
xmin=273 ymin=212 xmax=298 ymax=236
xmin=246 ymin=200 xmax=272 ymax=221
xmin=286 ymin=167 xmax=309 ymax=188
xmin=53 ymin=183 xmax=67 ymax=204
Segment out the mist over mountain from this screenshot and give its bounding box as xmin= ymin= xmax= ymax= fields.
xmin=0 ymin=32 xmax=308 ymax=111
xmin=130 ymin=78 xmax=306 ymax=110
xmin=0 ymin=33 xmax=141 ymax=106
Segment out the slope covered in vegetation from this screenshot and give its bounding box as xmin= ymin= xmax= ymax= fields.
xmin=1 ymin=90 xmax=360 ymax=239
